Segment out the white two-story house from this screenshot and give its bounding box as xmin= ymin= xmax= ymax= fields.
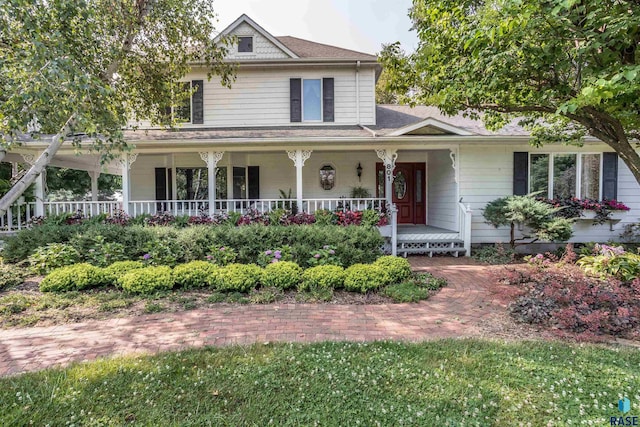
xmin=7 ymin=14 xmax=640 ymax=255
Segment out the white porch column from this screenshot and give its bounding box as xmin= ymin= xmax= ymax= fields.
xmin=200 ymin=151 xmax=224 ymax=216
xmin=375 ymin=149 xmax=398 ymax=256
xmin=287 ymin=150 xmax=312 ymax=212
xmin=34 ymin=172 xmax=45 ymax=217
xmin=119 ymin=153 xmax=138 ymax=215
xmin=89 ymin=171 xmax=100 ymax=202
xmin=375 ymin=149 xmax=398 ymax=205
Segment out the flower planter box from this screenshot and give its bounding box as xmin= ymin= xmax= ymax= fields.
xmin=579 ymin=210 xmax=625 ymax=221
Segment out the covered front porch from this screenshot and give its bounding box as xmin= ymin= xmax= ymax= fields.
xmin=2 ymin=145 xmax=472 ymax=256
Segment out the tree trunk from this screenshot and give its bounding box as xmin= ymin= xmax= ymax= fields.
xmin=611 ymin=139 xmax=640 ymax=189
xmin=0 ymin=128 xmax=70 ymax=215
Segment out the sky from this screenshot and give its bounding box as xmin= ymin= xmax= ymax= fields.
xmin=210 ymin=0 xmax=419 ymax=55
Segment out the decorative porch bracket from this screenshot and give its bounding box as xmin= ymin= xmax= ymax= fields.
xmin=286 ymin=150 xmax=312 ymax=212
xmin=375 ymin=148 xmax=398 ymax=206
xmin=199 ymin=151 xmax=225 ymax=217
xmin=119 ymin=153 xmax=138 ymax=215
xmin=449 ymin=147 xmax=459 ymax=184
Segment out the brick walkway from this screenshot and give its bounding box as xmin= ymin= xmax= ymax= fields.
xmin=0 ymin=257 xmax=503 ymax=377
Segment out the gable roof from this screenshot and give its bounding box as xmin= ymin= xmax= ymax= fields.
xmin=374 ymin=105 xmax=530 ymax=136
xmin=276 ymin=36 xmax=377 ymax=61
xmin=217 ymin=14 xmax=299 ymax=58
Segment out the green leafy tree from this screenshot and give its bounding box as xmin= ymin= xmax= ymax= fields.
xmin=45 ymin=167 xmax=121 ymax=200
xmin=0 ymin=0 xmax=236 ymax=213
xmin=483 ymin=195 xmax=574 ymax=248
xmin=380 ymin=0 xmax=640 ymax=186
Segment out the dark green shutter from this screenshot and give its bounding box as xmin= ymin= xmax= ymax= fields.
xmin=191 ymin=80 xmax=204 ymax=124
xmin=248 ymin=166 xmax=260 ymax=199
xmin=322 ymin=78 xmax=334 ymax=122
xmin=513 ymin=152 xmax=529 ymax=195
xmin=290 ymin=78 xmax=301 ymax=122
xmin=602 ymin=152 xmax=618 ymax=200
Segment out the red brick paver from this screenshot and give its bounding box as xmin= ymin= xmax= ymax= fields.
xmin=0 ymin=257 xmax=502 ymax=377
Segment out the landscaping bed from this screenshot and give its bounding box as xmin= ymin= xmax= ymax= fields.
xmin=2 ymin=339 xmax=638 ymax=425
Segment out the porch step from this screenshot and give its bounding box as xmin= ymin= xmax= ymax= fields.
xmin=396 ymin=239 xmax=466 ymax=258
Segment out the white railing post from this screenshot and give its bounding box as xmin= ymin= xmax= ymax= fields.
xmin=458 ymin=202 xmax=473 ymax=257
xmin=389 ymin=203 xmax=398 ymax=256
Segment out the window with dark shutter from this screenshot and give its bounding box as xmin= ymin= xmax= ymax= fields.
xmin=513 ymin=152 xmax=529 ymax=195
xmin=602 ymin=152 xmax=618 ymax=200
xmin=290 ymin=78 xmax=302 ymax=122
xmin=248 ymin=166 xmax=260 ymax=199
xmin=322 ymin=78 xmax=334 ymax=122
xmin=191 ymin=80 xmax=203 ymax=124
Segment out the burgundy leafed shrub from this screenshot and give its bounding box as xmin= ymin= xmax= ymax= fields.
xmin=507 ymin=266 xmax=640 ymax=341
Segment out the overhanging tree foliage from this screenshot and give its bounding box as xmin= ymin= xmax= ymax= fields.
xmin=0 ymin=0 xmax=236 ymax=214
xmin=380 ymin=0 xmax=640 ymax=186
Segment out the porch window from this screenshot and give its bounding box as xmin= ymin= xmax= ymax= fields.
xmin=176 ymin=167 xmax=227 ymax=200
xmin=529 ymin=153 xmax=602 ymax=199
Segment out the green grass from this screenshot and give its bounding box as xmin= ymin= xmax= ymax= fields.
xmin=1 ymin=339 xmax=638 ymax=426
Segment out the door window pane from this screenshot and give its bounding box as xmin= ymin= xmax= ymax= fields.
xmin=530 ymin=154 xmax=549 ymax=197
xmin=580 ymin=154 xmax=600 ymax=200
xmin=416 ymin=170 xmax=423 ymax=203
xmin=553 ymin=154 xmax=577 ymax=199
xmin=394 ymin=171 xmax=407 ymax=200
xmin=303 ymin=79 xmax=321 ymax=121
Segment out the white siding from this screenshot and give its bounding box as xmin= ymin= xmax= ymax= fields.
xmin=132 ymin=65 xmax=377 ymax=129
xmin=459 ymin=144 xmax=640 ymax=244
xmin=428 ymin=150 xmax=457 ymax=231
xmin=225 ymin=22 xmax=290 ymax=60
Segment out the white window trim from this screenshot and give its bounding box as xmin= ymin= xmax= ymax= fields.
xmin=301 ymin=78 xmax=323 ymax=123
xmin=236 ymin=35 xmax=254 ymax=54
xmin=529 ymin=152 xmax=603 ymax=199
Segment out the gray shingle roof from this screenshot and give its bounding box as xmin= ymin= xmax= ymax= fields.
xmin=374 ymin=105 xmax=529 ymax=136
xmin=276 ymin=36 xmax=377 ymax=61
xmin=122 ymin=126 xmax=372 ymax=141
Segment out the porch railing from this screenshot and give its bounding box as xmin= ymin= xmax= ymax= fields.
xmin=303 ymin=198 xmax=385 ymax=213
xmin=458 ymin=200 xmax=473 ymax=257
xmin=0 ymin=202 xmax=35 ymax=233
xmin=45 ymin=201 xmax=122 ymax=217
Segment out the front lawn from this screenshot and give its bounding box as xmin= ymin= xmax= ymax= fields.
xmin=2 ymin=339 xmax=638 ymax=425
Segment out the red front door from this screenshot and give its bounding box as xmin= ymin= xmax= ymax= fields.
xmin=376 ymin=162 xmax=425 ymax=224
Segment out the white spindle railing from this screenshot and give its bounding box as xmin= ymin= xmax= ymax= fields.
xmin=458 ymin=201 xmax=473 ymax=257
xmin=0 ymin=202 xmax=35 ymax=233
xmin=302 ymin=198 xmax=385 ymax=213
xmin=45 ymin=201 xmax=122 ymax=217
xmin=215 ymin=199 xmax=295 ymax=214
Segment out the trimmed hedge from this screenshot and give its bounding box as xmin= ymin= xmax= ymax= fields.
xmin=103 ymin=261 xmax=145 ymax=285
xmin=261 ymin=261 xmax=303 ymax=290
xmin=344 ymin=264 xmax=391 ymax=294
xmin=300 ymin=265 xmax=345 ymax=291
xmin=374 ymin=256 xmax=412 ymax=284
xmin=214 ymin=264 xmax=262 ymax=293
xmin=0 ymin=265 xmax=27 ymax=290
xmin=119 ymin=266 xmax=174 ymax=294
xmin=40 ymin=263 xmax=110 ymax=292
xmin=4 ymin=224 xmax=384 ymax=268
xmin=173 ymin=261 xmax=219 ymax=288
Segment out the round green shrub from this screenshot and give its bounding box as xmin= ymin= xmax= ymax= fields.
xmin=0 ymin=265 xmax=27 ymax=290
xmin=300 ymin=265 xmax=345 ymax=291
xmin=119 ymin=266 xmax=174 ymax=294
xmin=173 ymin=261 xmax=219 ymax=288
xmin=261 ymin=261 xmax=302 ymax=290
xmin=103 ymin=261 xmax=146 ymax=284
xmin=374 ymin=256 xmax=412 ymax=284
xmin=28 ymin=243 xmax=81 ymax=275
xmin=344 ymin=264 xmax=390 ymax=293
xmin=214 ymin=263 xmax=262 ymax=293
xmin=40 ymin=263 xmax=110 ymax=292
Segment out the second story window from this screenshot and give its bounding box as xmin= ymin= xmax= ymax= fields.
xmin=290 ymin=78 xmax=334 ymax=123
xmin=303 ymin=79 xmax=322 ymax=121
xmin=174 ymin=82 xmax=191 ymax=123
xmin=238 ymin=36 xmax=253 ymax=53
xmin=160 ymin=80 xmax=204 ymax=125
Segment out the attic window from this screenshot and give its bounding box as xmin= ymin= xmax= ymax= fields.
xmin=238 ymin=36 xmax=253 ymax=53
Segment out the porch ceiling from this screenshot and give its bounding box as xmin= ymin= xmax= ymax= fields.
xmin=4 ymin=151 xmax=121 ymax=176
